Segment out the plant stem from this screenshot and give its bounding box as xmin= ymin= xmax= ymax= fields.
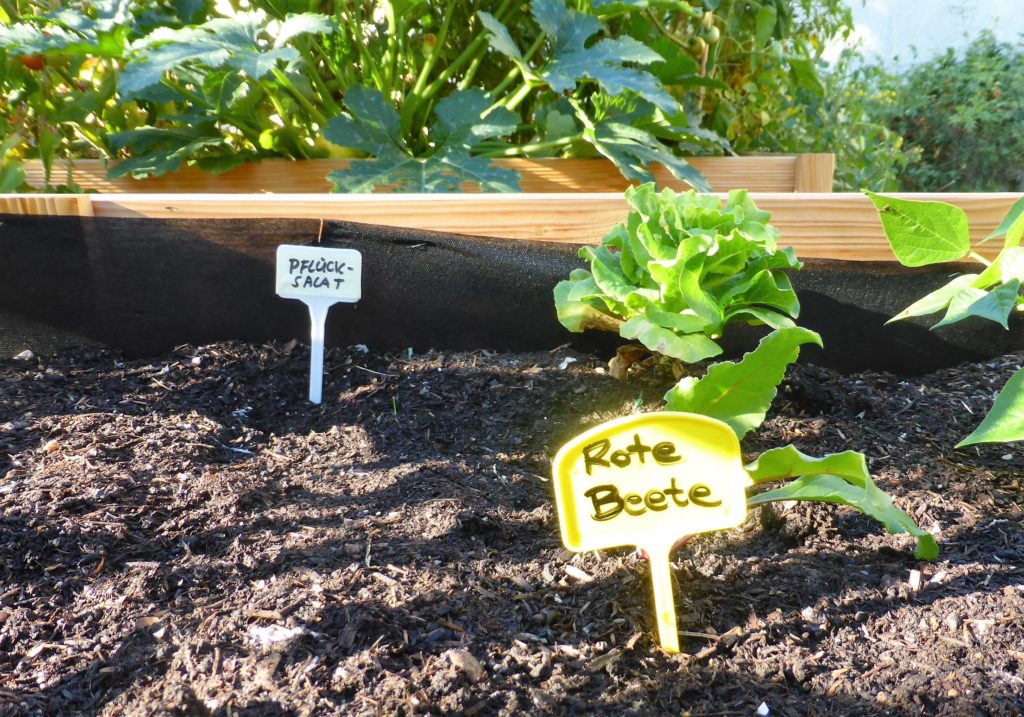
xmin=495 ymin=81 xmax=535 ymax=112
xmin=271 ymin=68 xmax=329 ymax=127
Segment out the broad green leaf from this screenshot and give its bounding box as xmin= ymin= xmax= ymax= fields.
xmin=754 ymin=3 xmax=777 ymax=46
xmin=529 ymin=0 xmax=676 ymax=113
xmin=434 ymin=152 xmax=520 ymax=192
xmin=580 ymin=245 xmax=633 ymax=302
xmin=866 ymin=192 xmax=970 ymax=267
xmin=958 ymin=365 xmax=1024 ymax=446
xmin=932 ymin=279 xmax=1020 ymax=330
xmin=545 ymin=37 xmax=674 ymax=113
xmin=433 ymin=90 xmax=518 ymax=148
xmin=724 ymin=306 xmax=796 ymax=330
xmin=981 ymin=197 xmax=1024 ymax=244
xmin=0 ymin=22 xmax=94 ymax=55
xmin=477 ymin=11 xmax=524 ymax=65
xmin=323 ymin=86 xmax=406 ymax=159
xmin=274 ymin=13 xmax=332 ymax=49
xmin=620 ymin=316 xmax=722 ymax=362
xmin=327 ymin=154 xmax=517 ymax=193
xmin=887 ymin=273 xmax=980 ymax=323
xmin=644 ymin=308 xmax=710 ymax=334
xmin=663 ymin=327 xmax=822 ymax=439
xmin=0 ymin=163 xmax=26 ymax=194
xmin=718 ymin=269 xmax=801 ymax=318
xmin=554 ymin=278 xmax=615 ymax=332
xmin=746 ymin=445 xmax=870 ymax=486
xmin=588 ymin=121 xmax=709 ymax=192
xmin=121 ymin=11 xmax=328 ymax=95
xmin=106 ymin=125 xmax=225 ymax=179
xmin=746 ymin=470 xmax=939 ymax=560
xmin=325 ymin=87 xmax=520 ymax=193
xmin=975 ymin=246 xmax=1024 ymax=288
xmin=533 ymin=0 xmax=600 ymax=53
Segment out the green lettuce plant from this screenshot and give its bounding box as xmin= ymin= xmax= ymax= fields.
xmin=555 ymin=184 xmax=801 ymax=363
xmin=868 ymin=192 xmax=1024 ymax=446
xmin=664 ymin=326 xmax=938 ymax=560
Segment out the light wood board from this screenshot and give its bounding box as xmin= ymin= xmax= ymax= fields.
xmin=3 ymin=191 xmax=1020 ymax=261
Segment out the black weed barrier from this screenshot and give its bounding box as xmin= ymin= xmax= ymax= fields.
xmin=1 ymin=213 xmax=1020 ymax=374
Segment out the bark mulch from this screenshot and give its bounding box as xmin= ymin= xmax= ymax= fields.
xmin=1 ymin=341 xmax=1022 ymax=716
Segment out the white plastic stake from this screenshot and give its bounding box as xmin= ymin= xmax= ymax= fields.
xmin=275 ymin=245 xmax=362 ymax=404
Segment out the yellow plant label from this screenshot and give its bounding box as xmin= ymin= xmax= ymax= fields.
xmin=551 ymin=411 xmax=749 ymax=652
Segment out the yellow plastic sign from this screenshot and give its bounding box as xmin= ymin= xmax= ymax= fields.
xmin=551 ymin=412 xmax=749 ymax=652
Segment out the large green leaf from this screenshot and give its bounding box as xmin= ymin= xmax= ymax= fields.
xmin=0 ymin=163 xmax=26 ymax=194
xmin=887 ymin=273 xmax=980 ymax=323
xmin=325 ymin=87 xmax=521 ymax=193
xmin=957 ymin=366 xmax=1024 ymax=446
xmin=745 ymin=447 xmax=939 ymax=561
xmin=663 ymin=327 xmax=822 ymax=439
xmin=481 ymin=0 xmax=677 ymax=114
xmin=477 ymin=11 xmax=525 ymax=67
xmin=975 ymin=246 xmax=1024 ymax=288
xmin=931 ymin=279 xmax=1020 ymax=330
xmin=866 ymin=192 xmax=970 ymax=267
xmin=433 ymin=90 xmax=518 ymax=149
xmin=106 ymin=125 xmax=226 ymax=179
xmin=327 ymin=153 xmax=518 ymax=193
xmin=982 ymin=197 xmax=1024 ymax=244
xmin=619 ymin=316 xmax=722 ymax=362
xmin=121 ymin=12 xmax=329 ymax=95
xmin=325 ymin=85 xmax=405 ymax=157
xmin=554 ymin=275 xmax=616 ymax=332
xmin=587 ymin=120 xmax=710 ymax=192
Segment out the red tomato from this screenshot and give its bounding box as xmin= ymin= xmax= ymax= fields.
xmin=19 ymin=54 xmax=45 ymax=71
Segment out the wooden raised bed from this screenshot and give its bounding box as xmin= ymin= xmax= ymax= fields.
xmin=21 ymin=154 xmax=836 ymax=194
xmin=2 ymin=161 xmax=1022 ymax=370
xmin=0 ymin=191 xmax=1016 ymax=261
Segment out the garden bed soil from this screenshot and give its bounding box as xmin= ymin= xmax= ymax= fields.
xmin=1 ymin=341 xmax=1023 ymax=716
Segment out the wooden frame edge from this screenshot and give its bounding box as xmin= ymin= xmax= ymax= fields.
xmin=2 ymin=191 xmax=1021 ymax=261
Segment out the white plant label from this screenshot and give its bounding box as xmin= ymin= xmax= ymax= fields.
xmin=276 ymin=245 xmax=361 ymax=301
xmin=275 ymin=245 xmax=362 ymax=404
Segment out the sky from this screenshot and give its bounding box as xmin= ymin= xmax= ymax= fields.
xmin=826 ymin=0 xmax=1024 ymax=68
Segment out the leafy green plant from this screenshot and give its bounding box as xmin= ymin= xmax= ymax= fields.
xmin=884 ymin=31 xmax=1024 ymax=192
xmin=665 ymin=326 xmax=938 ymax=560
xmin=555 ymin=184 xmax=801 ymax=363
xmin=0 ymin=0 xmax=722 ymax=192
xmin=868 ymin=192 xmax=1024 ymax=446
xmin=0 ymin=0 xmax=879 ymax=194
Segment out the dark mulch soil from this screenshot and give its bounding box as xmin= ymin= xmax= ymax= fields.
xmin=1 ymin=341 xmax=1022 ymax=716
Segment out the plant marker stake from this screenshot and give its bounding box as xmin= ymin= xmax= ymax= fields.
xmin=551 ymin=412 xmax=749 ymax=652
xmin=275 ymin=245 xmax=362 ymax=404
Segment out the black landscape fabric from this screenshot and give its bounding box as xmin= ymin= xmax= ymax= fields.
xmin=1 ymin=213 xmax=1020 ymax=374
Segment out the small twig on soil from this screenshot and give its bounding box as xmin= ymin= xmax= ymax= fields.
xmin=355 ymin=365 xmax=398 ymax=378
xmin=211 ymin=437 xmax=254 ymax=456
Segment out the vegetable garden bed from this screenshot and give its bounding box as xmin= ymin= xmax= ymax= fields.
xmin=2 ymin=341 xmax=1022 ymax=715
xmin=2 ymin=188 xmax=1024 ymax=716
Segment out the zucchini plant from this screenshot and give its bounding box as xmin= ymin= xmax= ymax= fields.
xmin=868 ymin=192 xmax=1024 ymax=447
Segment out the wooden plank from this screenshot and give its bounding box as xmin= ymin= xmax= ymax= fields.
xmin=22 ymin=155 xmax=824 ymax=194
xmin=5 ymin=192 xmax=1020 ymax=261
xmin=794 ymin=154 xmax=835 ymax=192
xmin=0 ymin=195 xmax=93 ymax=216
